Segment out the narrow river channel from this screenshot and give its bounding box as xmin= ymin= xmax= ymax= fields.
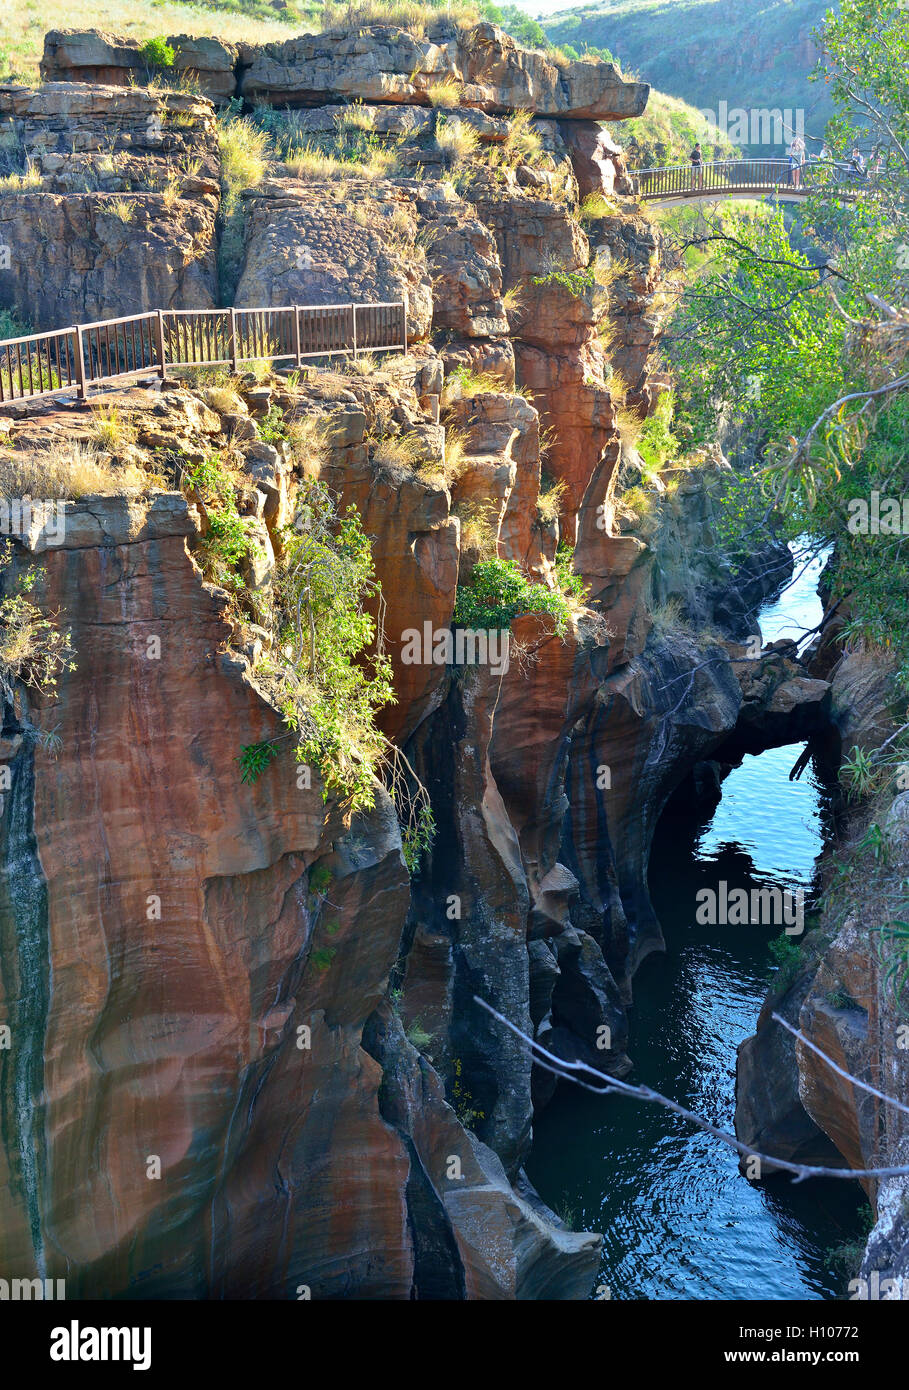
xmin=527 ymin=548 xmax=868 ymax=1299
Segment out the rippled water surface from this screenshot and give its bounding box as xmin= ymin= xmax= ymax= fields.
xmin=527 ymin=548 xmax=867 ymax=1299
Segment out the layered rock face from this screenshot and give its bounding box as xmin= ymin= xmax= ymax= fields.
xmin=734 ymin=642 xmax=909 ymax=1285
xmin=235 ymin=180 xmax=434 ymax=342
xmin=42 ymin=22 xmax=649 ymax=121
xmin=0 ymin=83 xmax=218 ymax=328
xmin=0 ymin=19 xmax=778 ymax=1302
xmin=0 ymin=388 xmax=597 ymax=1299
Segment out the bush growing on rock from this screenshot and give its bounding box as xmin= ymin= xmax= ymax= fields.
xmin=453 ymin=555 xmax=577 ymax=634
xmin=139 ymin=37 xmax=175 ymax=71
xmin=0 ymin=550 xmax=75 ymax=707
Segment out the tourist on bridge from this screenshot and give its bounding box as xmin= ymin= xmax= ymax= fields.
xmin=787 ymin=136 xmax=805 ymax=188
xmin=689 ymin=141 xmax=704 ymax=189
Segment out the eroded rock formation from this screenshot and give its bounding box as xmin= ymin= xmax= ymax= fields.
xmin=0 ymin=17 xmax=814 ymax=1302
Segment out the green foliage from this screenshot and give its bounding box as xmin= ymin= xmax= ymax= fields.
xmin=481 ymin=3 xmax=548 ymax=49
xmin=402 ymin=802 xmax=435 ymax=874
xmin=840 ymin=736 xmax=909 ymax=801
xmin=234 ymin=477 xmax=434 ymax=868
xmin=637 ymin=392 xmax=680 ymax=473
xmin=308 ymin=862 xmax=333 ymax=895
xmin=817 ymin=0 xmax=909 ymax=209
xmin=665 ymin=141 xmax=909 ymax=684
xmin=768 ymin=933 xmax=802 ymax=982
xmin=858 ymin=822 xmax=887 ymax=864
xmin=554 ymin=542 xmax=588 ymax=604
xmin=140 ymin=37 xmax=176 ymax=69
xmin=255 ymin=478 xmax=394 ymax=811
xmin=450 ymin=1056 xmax=485 ymax=1130
xmin=310 ymin=946 xmax=336 ymax=971
xmin=532 ymin=263 xmax=596 ymax=297
xmin=667 ymin=205 xmax=849 ymax=450
xmin=238 ymin=739 xmax=280 ymax=783
xmin=0 ymin=554 xmax=76 ymax=705
xmin=873 ymin=916 xmax=909 ymax=1005
xmin=453 ymin=556 xmax=575 ymax=634
xmin=826 ymin=1202 xmax=875 ymax=1275
xmin=406 ymin=1018 xmax=434 ymax=1048
xmin=258 ymin=404 xmax=289 ymax=445
xmin=184 ymin=455 xmax=262 ymax=592
xmin=0 ymin=307 xmax=27 ymax=340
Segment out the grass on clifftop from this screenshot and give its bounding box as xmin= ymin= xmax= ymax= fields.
xmin=0 ymin=0 xmax=300 ymax=82
xmin=1 ymin=0 xmax=627 ymax=82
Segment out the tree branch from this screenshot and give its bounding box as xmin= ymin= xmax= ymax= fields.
xmin=474 ymin=996 xmax=909 ymax=1182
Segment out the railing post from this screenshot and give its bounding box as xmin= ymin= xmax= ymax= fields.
xmin=402 ymin=292 xmax=408 ymax=354
xmin=292 ymin=305 xmax=302 ymax=368
xmin=351 ymin=302 xmax=357 ymax=361
xmin=74 ymin=325 xmax=87 ymax=401
xmin=229 ymin=306 xmax=238 ymax=375
xmin=154 ymin=309 xmax=167 ymax=382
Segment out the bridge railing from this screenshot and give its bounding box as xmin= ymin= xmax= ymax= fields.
xmin=0 ymin=298 xmax=409 ymax=406
xmin=633 ymin=158 xmax=866 ymax=199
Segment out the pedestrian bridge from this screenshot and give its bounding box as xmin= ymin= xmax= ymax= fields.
xmin=633 ymin=158 xmax=867 ymax=206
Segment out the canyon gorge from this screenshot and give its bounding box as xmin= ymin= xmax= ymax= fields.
xmin=0 ymin=11 xmax=904 ymax=1305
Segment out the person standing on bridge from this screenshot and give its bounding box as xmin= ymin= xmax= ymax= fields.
xmin=850 ymin=148 xmax=867 ymax=180
xmin=788 ymin=136 xmax=805 ymax=188
xmin=690 ymin=141 xmax=704 ymax=190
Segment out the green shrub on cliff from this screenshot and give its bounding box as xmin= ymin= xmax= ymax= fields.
xmin=248 ymin=479 xmax=394 ymax=808
xmin=0 ymin=552 xmax=76 ymax=707
xmin=139 ymin=37 xmax=175 ymax=70
xmin=453 ymin=556 xmax=575 ymax=634
xmin=532 ymin=264 xmax=596 ymax=297
xmin=239 ymin=478 xmax=435 ymax=867
xmin=183 ymin=455 xmax=262 ymax=593
xmin=636 ymin=392 xmax=681 ymax=473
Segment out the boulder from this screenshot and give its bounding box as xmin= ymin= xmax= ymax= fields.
xmin=235 ymin=182 xmax=433 ymax=343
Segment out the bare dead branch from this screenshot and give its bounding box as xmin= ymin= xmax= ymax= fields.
xmin=474 ymin=996 xmax=909 ymax=1183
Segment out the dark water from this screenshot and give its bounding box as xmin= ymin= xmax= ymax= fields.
xmin=527 ymin=547 xmax=868 ymax=1299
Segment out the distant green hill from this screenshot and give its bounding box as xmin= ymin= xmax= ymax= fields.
xmin=543 ymin=0 xmax=833 ymax=153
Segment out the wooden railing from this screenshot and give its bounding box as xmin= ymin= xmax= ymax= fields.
xmin=633 ymin=159 xmax=867 ymax=201
xmin=0 ymin=299 xmax=408 ymax=406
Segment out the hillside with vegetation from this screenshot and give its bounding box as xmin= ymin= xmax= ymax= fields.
xmin=545 ymin=0 xmax=834 ymax=150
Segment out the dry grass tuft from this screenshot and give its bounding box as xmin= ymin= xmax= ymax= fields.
xmin=434 ymin=117 xmax=480 ymax=168
xmin=218 ymin=116 xmax=269 ymax=199
xmin=503 ymin=109 xmax=542 ymax=166
xmin=371 ymin=430 xmax=428 ymax=475
xmin=90 ymin=404 xmax=136 ymax=451
xmin=426 ymin=77 xmax=463 ymax=109
xmin=454 ymin=498 xmax=498 ymax=558
xmin=0 ymin=440 xmax=155 ymax=498
xmin=536 ymin=476 xmax=567 ymax=524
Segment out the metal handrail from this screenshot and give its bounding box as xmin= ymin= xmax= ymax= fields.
xmin=0 ymin=297 xmax=409 ymax=406
xmin=632 ymin=157 xmax=869 ymax=201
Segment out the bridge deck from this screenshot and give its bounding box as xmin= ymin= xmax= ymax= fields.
xmin=634 ymin=158 xmax=867 ymax=204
